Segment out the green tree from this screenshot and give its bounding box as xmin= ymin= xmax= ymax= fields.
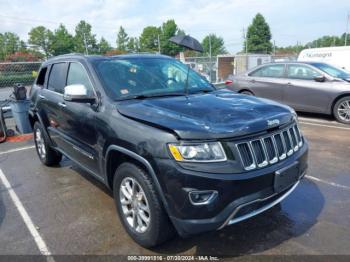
xmin=202 ymin=34 xmax=226 ymax=56
xmin=18 ymin=40 xmax=27 ymax=53
xmin=116 ymin=26 xmax=129 ymax=51
xmin=139 ymin=26 xmax=161 ymax=52
xmin=98 ymin=37 xmax=112 ymax=54
xmin=127 ymin=37 xmax=140 ymax=52
xmin=160 ymin=19 xmax=183 ymax=56
xmin=245 ymin=13 xmax=273 ymax=53
xmin=74 ymin=20 xmax=98 ymax=54
xmin=0 ymin=32 xmax=22 ymax=59
xmin=50 ymin=24 xmax=74 ymax=56
xmin=28 ymin=26 xmax=53 ymax=58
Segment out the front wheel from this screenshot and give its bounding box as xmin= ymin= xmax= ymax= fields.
xmin=113 ymin=163 xmax=175 ymax=247
xmin=333 ymin=96 xmax=350 ymax=124
xmin=33 ymin=122 xmax=62 ymax=166
xmin=240 ymin=90 xmax=254 ymax=96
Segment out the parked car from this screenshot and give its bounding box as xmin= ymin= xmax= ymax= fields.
xmin=29 ymin=53 xmax=308 ymax=247
xmin=226 ymin=62 xmax=350 ymax=124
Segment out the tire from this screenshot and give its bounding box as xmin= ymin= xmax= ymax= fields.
xmin=33 ymin=121 xmax=62 ymax=166
xmin=333 ymin=96 xmax=350 ymax=124
xmin=240 ymin=90 xmax=254 ymax=96
xmin=113 ymin=162 xmax=175 ymax=247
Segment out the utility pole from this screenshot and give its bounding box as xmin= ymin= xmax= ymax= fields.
xmin=345 ymin=12 xmax=349 ymax=46
xmin=83 ymin=32 xmax=89 ymax=55
xmin=209 ymin=34 xmax=212 ymax=82
xmin=209 ymin=34 xmax=212 ymax=58
xmin=243 ymin=27 xmax=248 ymax=54
xmin=157 ymin=34 xmax=161 ymax=54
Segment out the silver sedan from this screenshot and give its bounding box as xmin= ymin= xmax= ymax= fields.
xmin=226 ymin=62 xmax=350 ymax=124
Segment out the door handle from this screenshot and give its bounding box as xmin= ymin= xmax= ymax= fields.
xmin=249 ymin=79 xmax=256 ymax=83
xmin=58 ymin=102 xmax=66 ymax=108
xmin=286 ymin=82 xmax=292 ymax=86
xmin=38 ymin=94 xmax=46 ymax=99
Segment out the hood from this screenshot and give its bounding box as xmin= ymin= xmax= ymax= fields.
xmin=117 ymin=89 xmax=295 ymax=140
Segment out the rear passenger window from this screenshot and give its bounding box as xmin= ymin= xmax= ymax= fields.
xmin=48 ymin=63 xmax=68 ymax=94
xmin=67 ymin=63 xmax=94 ymax=96
xmin=36 ymin=67 xmax=47 ymax=86
xmin=250 ymin=64 xmax=285 ymax=78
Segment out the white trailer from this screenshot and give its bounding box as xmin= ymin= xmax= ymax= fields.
xmin=298 ymin=46 xmax=350 ymax=70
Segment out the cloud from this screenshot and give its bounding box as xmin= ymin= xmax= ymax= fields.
xmin=0 ymin=0 xmax=349 ymax=52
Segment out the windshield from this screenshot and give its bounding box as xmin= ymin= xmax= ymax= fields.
xmin=93 ymin=57 xmax=214 ymax=100
xmin=311 ymin=62 xmax=350 ymax=79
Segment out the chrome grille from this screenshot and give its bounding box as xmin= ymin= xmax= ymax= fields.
xmin=236 ymin=123 xmax=303 ymax=170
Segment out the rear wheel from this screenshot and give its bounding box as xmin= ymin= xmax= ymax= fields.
xmin=113 ymin=162 xmax=175 ymax=247
xmin=240 ymin=90 xmax=254 ymax=96
xmin=33 ymin=122 xmax=62 ymax=166
xmin=333 ymin=96 xmax=350 ymax=124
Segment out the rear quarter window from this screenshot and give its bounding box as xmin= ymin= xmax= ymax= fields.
xmin=36 ymin=67 xmax=47 ymax=86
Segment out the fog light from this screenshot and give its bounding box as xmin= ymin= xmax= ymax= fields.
xmin=189 ymin=190 xmax=218 ymax=205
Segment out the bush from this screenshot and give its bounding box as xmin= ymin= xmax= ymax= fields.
xmin=4 ymin=52 xmax=41 ymax=62
xmin=0 ymin=74 xmax=35 ymax=88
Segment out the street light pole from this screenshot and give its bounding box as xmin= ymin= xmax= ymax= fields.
xmin=157 ymin=34 xmax=161 ymax=54
xmin=83 ymin=32 xmax=88 ymax=55
xmin=345 ymin=12 xmax=349 ymax=46
xmin=209 ymin=34 xmax=212 ymax=82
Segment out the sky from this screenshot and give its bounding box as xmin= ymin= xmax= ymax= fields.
xmin=0 ymin=0 xmax=350 ymax=53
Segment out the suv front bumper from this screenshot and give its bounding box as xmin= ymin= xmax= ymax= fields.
xmin=154 ymin=141 xmax=308 ymax=237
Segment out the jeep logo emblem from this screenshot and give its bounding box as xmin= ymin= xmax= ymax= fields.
xmin=267 ymin=119 xmax=280 ymax=127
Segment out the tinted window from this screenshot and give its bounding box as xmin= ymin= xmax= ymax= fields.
xmin=48 ymin=63 xmax=68 ymax=93
xmin=36 ymin=67 xmax=47 ymax=86
xmin=93 ymin=58 xmax=214 ymax=100
xmin=67 ymin=63 xmax=94 ymax=96
xmin=287 ymin=64 xmax=321 ymax=80
xmin=250 ymin=64 xmax=285 ymax=78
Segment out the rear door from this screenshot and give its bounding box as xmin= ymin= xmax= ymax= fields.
xmin=283 ymin=64 xmax=331 ymax=113
xmin=39 ymin=62 xmax=68 ymax=148
xmin=246 ymin=64 xmax=286 ymax=103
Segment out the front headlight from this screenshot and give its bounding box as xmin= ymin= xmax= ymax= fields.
xmin=168 ymin=142 xmax=227 ymax=162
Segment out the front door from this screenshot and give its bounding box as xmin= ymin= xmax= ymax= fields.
xmin=58 ymin=62 xmax=100 ymax=175
xmin=283 ymin=64 xmax=331 ymax=113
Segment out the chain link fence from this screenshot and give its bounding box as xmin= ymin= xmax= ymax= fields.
xmin=0 ymin=62 xmax=42 ymax=88
xmin=181 ymin=56 xmax=217 ymax=83
xmin=0 ymin=55 xmax=298 ymax=89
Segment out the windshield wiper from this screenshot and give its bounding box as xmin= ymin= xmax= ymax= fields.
xmin=118 ymin=92 xmax=186 ymax=101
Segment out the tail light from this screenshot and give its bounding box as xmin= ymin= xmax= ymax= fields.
xmin=225 ymin=80 xmax=233 ymax=85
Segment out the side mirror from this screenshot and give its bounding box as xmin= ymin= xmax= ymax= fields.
xmin=314 ymin=75 xmax=326 ymax=82
xmin=63 ymin=84 xmax=95 ymax=103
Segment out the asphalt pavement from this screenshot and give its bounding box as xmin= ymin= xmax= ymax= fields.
xmin=0 ymin=112 xmax=349 ymax=259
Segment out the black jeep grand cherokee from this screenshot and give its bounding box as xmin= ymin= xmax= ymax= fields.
xmin=29 ymin=53 xmax=308 ymax=247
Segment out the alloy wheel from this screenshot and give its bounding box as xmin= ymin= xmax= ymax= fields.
xmin=119 ymin=177 xmax=151 ymax=233
xmin=35 ymin=128 xmax=46 ymax=159
xmin=337 ymin=100 xmax=350 ymax=122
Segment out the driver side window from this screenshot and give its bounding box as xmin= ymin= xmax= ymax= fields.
xmin=287 ymin=64 xmax=321 ymax=80
xmin=67 ymin=63 xmax=94 ymax=96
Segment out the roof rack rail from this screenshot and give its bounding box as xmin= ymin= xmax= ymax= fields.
xmin=47 ymin=53 xmax=85 ymax=60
